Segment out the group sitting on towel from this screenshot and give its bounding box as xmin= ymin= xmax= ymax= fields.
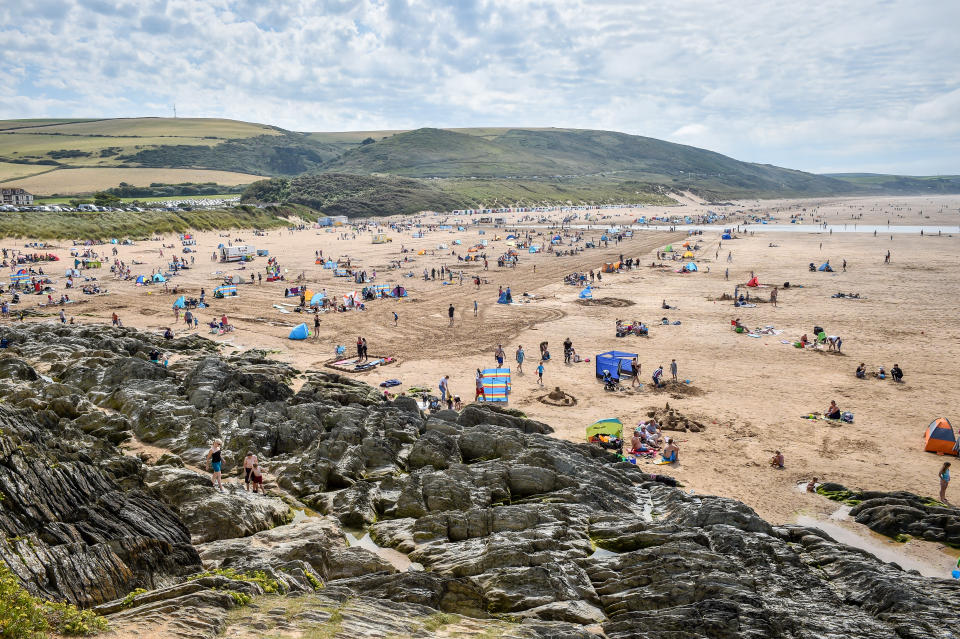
xmin=629 ymin=421 xmax=678 ymax=463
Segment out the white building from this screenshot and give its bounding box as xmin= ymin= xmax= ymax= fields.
xmin=1 ymin=188 xmax=34 ymax=206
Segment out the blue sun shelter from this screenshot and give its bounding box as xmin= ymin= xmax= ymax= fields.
xmin=173 ymin=296 xmax=186 ymax=309
xmin=595 ymin=351 xmax=637 ymax=381
xmin=288 ymin=323 xmax=309 ymax=340
xmin=579 ymin=285 xmax=593 ymax=299
xmin=684 ymin=262 xmax=698 ymax=272
xmin=497 ymin=287 xmax=513 ymax=304
xmin=480 ymin=368 xmax=512 ymax=402
xmin=309 ymin=292 xmax=325 ymax=306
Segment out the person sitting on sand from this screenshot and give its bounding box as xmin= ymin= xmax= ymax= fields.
xmin=770 ymin=450 xmax=784 ymax=468
xmin=855 ymin=363 xmax=866 ymax=379
xmin=661 ymin=438 xmax=679 ymax=463
xmin=826 ymin=400 xmax=842 ymax=420
xmin=876 ymin=366 xmax=886 ymax=380
xmin=806 ymin=477 xmax=818 ymax=493
xmin=891 ymin=364 xmax=903 ymax=383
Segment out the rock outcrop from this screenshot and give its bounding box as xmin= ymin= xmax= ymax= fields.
xmin=817 ymin=482 xmax=960 ymax=546
xmin=0 ymin=324 xmax=956 ymax=639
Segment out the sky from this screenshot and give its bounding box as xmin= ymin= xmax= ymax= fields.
xmin=1 ymin=0 xmax=958 ymax=174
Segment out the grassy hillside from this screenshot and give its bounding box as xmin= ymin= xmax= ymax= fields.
xmin=1 ymin=117 xmax=957 ymax=203
xmin=825 ymin=173 xmax=960 ymax=194
xmin=242 ymin=173 xmax=472 ymax=217
xmin=0 ymin=205 xmax=294 ymax=240
xmin=321 ymin=127 xmax=854 ymax=198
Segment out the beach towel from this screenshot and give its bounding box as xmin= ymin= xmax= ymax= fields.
xmin=379 ymin=379 xmax=401 ymax=387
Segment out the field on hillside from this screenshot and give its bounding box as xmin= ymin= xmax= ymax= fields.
xmin=0 ymin=132 xmax=222 ymax=166
xmin=3 ymin=167 xmax=266 ymax=195
xmin=3 ymin=117 xmax=280 ymax=139
xmin=0 ymin=162 xmax=58 ymax=181
xmin=439 ymin=176 xmax=678 ymax=206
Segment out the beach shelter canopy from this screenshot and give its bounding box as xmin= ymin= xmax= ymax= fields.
xmin=480 ymin=368 xmax=511 ymax=402
xmin=173 ymin=296 xmax=186 ymax=309
xmin=664 ymin=245 xmax=673 ymax=252
xmin=682 ymin=241 xmax=691 ymax=247
xmin=372 ymin=284 xmax=391 ymax=297
xmin=595 ymin=350 xmax=637 ymax=381
xmin=323 ymin=260 xmax=336 ymax=269
xmin=289 ymin=323 xmax=309 ymax=340
xmin=818 ymin=262 xmax=832 ymax=272
xmin=586 ymin=418 xmax=623 ymax=441
xmin=309 ymin=292 xmax=325 ymax=306
xmin=390 ymin=285 xmax=407 ymax=297
xmin=683 ymin=251 xmax=694 ymax=258
xmin=924 ymin=418 xmax=958 ymax=455
xmin=746 ymin=276 xmax=759 ymax=286
xmin=722 ymin=233 xmax=733 ymax=240
xmin=579 ymin=285 xmax=593 ymax=299
xmin=152 ymin=273 xmax=166 ymax=282
xmin=135 ymin=275 xmax=145 ymax=285
xmin=214 ymin=285 xmax=237 ymax=297
xmin=497 ymin=288 xmax=513 ymax=304
xmin=684 ymin=262 xmax=698 ymax=272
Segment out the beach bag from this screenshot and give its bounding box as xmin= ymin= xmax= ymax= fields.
xmin=841 ymin=412 xmax=854 ymax=423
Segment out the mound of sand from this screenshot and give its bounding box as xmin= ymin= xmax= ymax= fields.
xmin=576 ymin=297 xmax=635 ymax=307
xmin=539 ymin=386 xmax=577 ymax=406
xmin=646 ymin=402 xmax=706 ymax=432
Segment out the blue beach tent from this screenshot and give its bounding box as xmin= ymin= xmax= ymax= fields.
xmin=595 ymin=351 xmax=637 ymax=381
xmin=288 ymin=323 xmax=309 ymax=340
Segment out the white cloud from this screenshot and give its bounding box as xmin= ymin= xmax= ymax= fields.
xmin=0 ymin=0 xmax=957 ymax=173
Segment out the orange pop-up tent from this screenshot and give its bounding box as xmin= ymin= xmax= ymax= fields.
xmin=924 ymin=418 xmax=958 ymax=455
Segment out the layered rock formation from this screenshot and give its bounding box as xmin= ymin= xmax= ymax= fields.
xmin=0 ymin=324 xmax=957 ymax=639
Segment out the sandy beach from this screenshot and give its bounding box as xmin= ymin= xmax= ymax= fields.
xmin=5 ymin=194 xmax=960 ymax=543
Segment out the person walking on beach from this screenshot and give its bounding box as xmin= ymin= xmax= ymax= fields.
xmin=770 ymin=287 xmax=778 ymax=307
xmin=516 ymin=345 xmax=525 ymax=373
xmin=885 ymin=250 xmax=891 ymax=264
xmin=940 ymin=462 xmax=951 ymax=505
xmin=536 ymin=361 xmax=544 ymax=385
xmin=448 ymin=304 xmax=455 ymax=326
xmin=842 ymin=259 xmax=847 ymax=272
xmin=313 ymin=313 xmax=321 ymax=340
xmin=206 ymin=439 xmax=224 ymax=492
xmin=494 ymin=344 xmax=504 ymax=367
xmin=670 ymin=359 xmax=678 ymax=382
xmin=361 ymin=337 xmax=368 ymax=360
xmin=473 ymin=300 xmax=478 ymax=317
xmin=631 ymin=357 xmax=641 ymax=388
xmin=727 ymin=251 xmax=732 ymax=262
xmin=393 ymin=311 xmax=398 ymax=327
xmin=356 ymin=336 xmax=364 ymax=361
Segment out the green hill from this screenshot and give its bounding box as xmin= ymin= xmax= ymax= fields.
xmin=319 ymin=127 xmax=854 ymax=198
xmin=1 ymin=117 xmax=958 ymax=207
xmin=241 ymin=173 xmax=472 ymax=217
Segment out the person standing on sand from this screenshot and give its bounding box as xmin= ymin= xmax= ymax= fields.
xmin=313 ymin=313 xmax=320 ymax=339
xmin=393 ymin=311 xmax=398 ymax=327
xmin=448 ymin=304 xmax=455 ymax=326
xmin=670 ymin=359 xmax=678 ymax=382
xmin=494 ymin=344 xmax=504 ymax=367
xmin=770 ymin=287 xmax=778 ymax=307
xmin=842 ymin=259 xmax=847 ymax=272
xmin=536 ymin=361 xmax=544 ymax=385
xmin=631 ymin=357 xmax=641 ymax=388
xmin=516 ymin=345 xmax=525 ymax=373
xmin=206 ymin=439 xmax=224 ymax=492
xmin=940 ymin=462 xmax=951 ymax=505
xmin=439 ymin=375 xmax=450 ymax=402
xmin=475 ymin=369 xmax=485 ymax=401
xmin=361 ymin=337 xmax=368 ymax=360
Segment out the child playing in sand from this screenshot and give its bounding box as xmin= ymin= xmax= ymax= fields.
xmin=536 ymin=361 xmax=544 ymax=385
xmin=770 ymin=451 xmax=784 ymax=468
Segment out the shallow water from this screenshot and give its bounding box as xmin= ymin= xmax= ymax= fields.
xmin=795 ymin=510 xmax=948 ymax=578
xmin=511 ymin=222 xmax=960 ymax=235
